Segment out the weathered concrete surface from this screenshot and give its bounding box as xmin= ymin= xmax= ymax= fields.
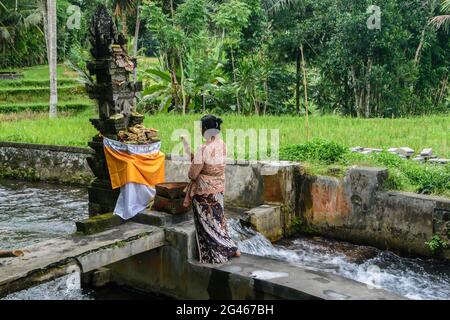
xmin=245 ymin=205 xmax=283 ymax=242
xmin=0 ymin=142 xmax=94 ymax=185
xmin=260 ymin=161 xmax=299 ymax=206
xmin=90 ymin=267 xmax=112 ymax=288
xmin=260 ymin=161 xmax=300 ymax=235
xmin=298 ymin=167 xmax=450 ymax=258
xmin=165 ymin=159 xmax=264 ymax=207
xmin=132 ymin=209 xmax=192 ymax=226
xmin=0 ymin=222 xmax=164 ymax=298
xmin=107 ymin=220 xmax=404 ymax=300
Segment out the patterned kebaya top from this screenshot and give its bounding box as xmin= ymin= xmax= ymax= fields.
xmin=183 ymin=137 xmax=226 ymax=206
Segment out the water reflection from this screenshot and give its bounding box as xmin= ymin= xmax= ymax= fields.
xmin=0 ymin=179 xmax=88 ymax=249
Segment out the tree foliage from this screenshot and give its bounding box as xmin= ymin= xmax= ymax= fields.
xmin=3 ymin=0 xmax=449 ymax=117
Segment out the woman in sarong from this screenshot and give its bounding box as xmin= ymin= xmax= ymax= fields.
xmin=183 ymin=115 xmax=240 ymax=264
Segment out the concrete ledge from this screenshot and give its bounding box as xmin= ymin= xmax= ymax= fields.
xmin=0 ymin=223 xmax=165 ymax=298
xmin=107 ymin=220 xmax=404 ymax=300
xmin=193 ymin=254 xmax=404 ymax=300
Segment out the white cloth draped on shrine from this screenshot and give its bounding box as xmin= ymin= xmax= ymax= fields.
xmin=114 ymin=182 xmax=156 ymax=220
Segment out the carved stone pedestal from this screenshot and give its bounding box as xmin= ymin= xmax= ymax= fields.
xmin=85 ymin=5 xmax=143 ymax=216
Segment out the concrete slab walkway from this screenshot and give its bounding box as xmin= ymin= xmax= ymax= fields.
xmin=0 ymin=222 xmax=165 ymax=297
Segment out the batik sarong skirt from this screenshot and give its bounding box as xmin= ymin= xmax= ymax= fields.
xmin=191 ymin=192 xmax=238 ymax=264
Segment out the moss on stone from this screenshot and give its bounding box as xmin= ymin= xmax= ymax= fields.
xmin=76 ymin=213 xmax=123 ymax=235
xmin=0 ymin=166 xmax=39 ymax=181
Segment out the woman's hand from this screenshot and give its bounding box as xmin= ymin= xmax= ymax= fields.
xmin=180 ymin=135 xmax=194 ymax=160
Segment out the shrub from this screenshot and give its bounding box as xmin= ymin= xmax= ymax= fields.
xmin=280 ymin=139 xmax=348 ymax=164
xmin=425 ymin=235 xmax=448 ymax=255
xmin=370 ymin=152 xmax=450 ymax=195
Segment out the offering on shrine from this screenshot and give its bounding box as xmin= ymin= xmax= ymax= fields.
xmin=117 ymin=124 xmax=159 ymax=144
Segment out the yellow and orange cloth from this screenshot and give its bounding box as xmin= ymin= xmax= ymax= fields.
xmin=103 ymin=137 xmax=165 ymax=219
xmin=103 ymin=137 xmax=165 ymax=189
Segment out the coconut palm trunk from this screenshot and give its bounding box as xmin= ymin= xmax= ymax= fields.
xmin=133 ymin=0 xmax=141 ymax=81
xmin=46 ymin=0 xmax=57 ymax=118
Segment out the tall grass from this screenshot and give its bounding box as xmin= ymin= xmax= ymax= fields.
xmin=0 ymin=111 xmax=448 ymax=158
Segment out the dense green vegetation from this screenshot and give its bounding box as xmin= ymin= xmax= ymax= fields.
xmin=1 ymin=0 xmax=449 ymax=117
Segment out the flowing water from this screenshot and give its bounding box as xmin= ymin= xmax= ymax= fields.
xmin=0 ymin=179 xmax=88 ymax=250
xmin=1 ymin=179 xmax=450 ymax=300
xmin=228 ymin=219 xmax=450 ymax=300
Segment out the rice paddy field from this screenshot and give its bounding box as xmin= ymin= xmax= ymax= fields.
xmin=0 ymin=110 xmax=448 ymax=158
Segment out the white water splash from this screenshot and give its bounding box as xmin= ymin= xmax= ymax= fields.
xmin=227 ymin=218 xmax=450 ymax=300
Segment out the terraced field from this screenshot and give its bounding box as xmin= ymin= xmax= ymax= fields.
xmin=0 ymin=65 xmax=93 ymax=114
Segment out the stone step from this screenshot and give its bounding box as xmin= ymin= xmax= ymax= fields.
xmin=243 ymin=205 xmax=283 ymax=242
xmin=132 ymin=209 xmax=192 ymax=227
xmin=76 ymin=213 xmax=124 ymax=235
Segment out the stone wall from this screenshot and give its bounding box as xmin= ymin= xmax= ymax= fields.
xmin=0 ymin=142 xmax=264 ymax=207
xmin=295 ymin=167 xmax=450 ymax=258
xmin=164 ymin=159 xmax=264 ymax=207
xmin=0 ymin=142 xmax=94 ymax=185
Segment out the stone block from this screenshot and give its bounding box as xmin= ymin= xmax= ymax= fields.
xmin=132 ymin=209 xmax=191 ymax=226
xmin=420 ymin=148 xmax=433 ymax=157
xmin=76 ymin=213 xmax=124 ymax=235
xmin=387 ymin=147 xmax=398 ymax=153
xmin=260 ymin=161 xmax=298 ymax=206
xmin=367 ymin=148 xmax=383 ymax=153
xmin=428 ymin=158 xmax=450 ymax=165
xmin=350 ymin=146 xmax=363 ymax=152
xmin=245 ymin=205 xmax=282 ymax=242
xmin=347 ymin=167 xmax=388 ymax=214
xmin=398 ymin=147 xmax=414 ymax=157
xmin=309 ymin=176 xmax=351 ymax=227
xmin=224 ymin=163 xmax=264 ymax=207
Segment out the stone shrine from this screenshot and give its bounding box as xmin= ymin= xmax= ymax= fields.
xmin=85 ymin=5 xmax=143 ymax=216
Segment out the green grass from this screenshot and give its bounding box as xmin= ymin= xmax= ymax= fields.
xmin=0 ymin=64 xmax=89 ymax=113
xmin=0 ymin=64 xmax=77 ymax=81
xmin=0 ymin=101 xmax=92 ymax=113
xmin=0 ymin=111 xmax=448 ymax=155
xmin=0 ymin=79 xmax=79 ymax=88
xmin=0 ymin=85 xmax=87 ymax=104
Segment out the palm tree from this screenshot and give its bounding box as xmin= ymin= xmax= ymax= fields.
xmin=44 ymin=0 xmax=57 ymax=118
xmin=0 ymin=1 xmax=42 ymax=61
xmin=430 ymin=0 xmax=450 ymax=31
xmin=113 ymin=0 xmax=135 ymax=36
xmin=132 ymin=0 xmax=141 ymax=80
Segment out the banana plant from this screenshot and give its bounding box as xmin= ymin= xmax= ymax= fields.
xmin=184 ymin=38 xmax=228 ymax=112
xmin=140 ymin=67 xmax=180 ymax=113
